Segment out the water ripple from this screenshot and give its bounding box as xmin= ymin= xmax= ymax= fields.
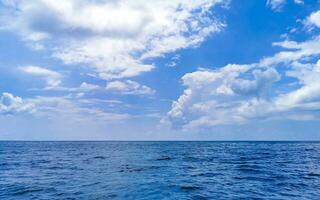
xmin=0 ymin=141 xmax=320 ymax=199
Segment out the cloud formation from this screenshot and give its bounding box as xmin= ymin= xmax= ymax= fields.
xmin=79 ymin=82 xmax=100 ymax=91
xmin=0 ymin=93 xmax=34 ymax=115
xmin=266 ymin=0 xmax=303 ymax=11
xmin=307 ymin=10 xmax=320 ymax=28
xmin=0 ymin=93 xmax=131 ymax=123
xmin=267 ymin=0 xmax=286 ymax=11
xmin=19 ymin=65 xmax=62 ymax=87
xmin=1 ymin=0 xmax=225 ymax=80
xmin=106 ymin=80 xmax=155 ymax=95
xmin=163 ymin=10 xmax=320 ymax=130
xmin=29 ymin=95 xmax=131 ymax=123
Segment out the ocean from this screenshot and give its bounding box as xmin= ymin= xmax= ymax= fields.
xmin=0 ymin=141 xmax=320 ymax=199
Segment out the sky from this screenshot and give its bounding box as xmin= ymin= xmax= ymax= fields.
xmin=0 ymin=0 xmax=320 ymax=140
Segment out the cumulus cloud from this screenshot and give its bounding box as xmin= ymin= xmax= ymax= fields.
xmin=19 ymin=65 xmax=62 ymax=87
xmin=0 ymin=0 xmax=225 ymax=80
xmin=306 ymin=10 xmax=320 ymax=28
xmin=163 ymin=63 xmax=300 ymax=130
xmin=0 ymin=92 xmax=34 ymax=114
xmin=106 ymin=80 xmax=155 ymax=95
xmin=276 ymin=60 xmax=320 ymax=108
xmin=163 ymin=65 xmax=280 ymax=129
xmin=231 ymin=68 xmax=280 ymax=97
xmin=164 ymin=11 xmax=320 ymax=130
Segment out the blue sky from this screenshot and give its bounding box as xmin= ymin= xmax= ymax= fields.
xmin=0 ymin=0 xmax=320 ymax=140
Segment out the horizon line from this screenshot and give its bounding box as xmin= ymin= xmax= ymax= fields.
xmin=1 ymin=140 xmax=320 ymax=142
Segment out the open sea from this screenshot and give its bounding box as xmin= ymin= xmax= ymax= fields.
xmin=0 ymin=141 xmax=320 ymax=199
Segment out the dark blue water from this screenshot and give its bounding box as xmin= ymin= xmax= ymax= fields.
xmin=1 ymin=142 xmax=320 ymax=199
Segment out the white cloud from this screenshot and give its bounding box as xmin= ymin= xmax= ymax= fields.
xmin=166 ymin=55 xmax=181 ymax=68
xmin=266 ymin=0 xmax=303 ymax=11
xmin=276 ymin=60 xmax=320 ymax=108
xmin=0 ymin=91 xmax=132 ymax=122
xmin=29 ymin=95 xmax=131 ymax=123
xmin=19 ymin=65 xmax=62 ymax=87
xmin=267 ymin=0 xmax=286 ymax=11
xmin=231 ymin=68 xmax=280 ymax=97
xmin=163 ymin=65 xmax=287 ymax=130
xmin=79 ymin=82 xmax=100 ymax=91
xmin=35 ymin=82 xmax=101 ymax=93
xmin=261 ymin=36 xmax=320 ymax=66
xmin=294 ymin=0 xmax=304 ymax=5
xmin=0 ymin=92 xmax=34 ymax=114
xmin=306 ymin=10 xmax=320 ymax=28
xmin=1 ymin=0 xmax=225 ymax=80
xmin=106 ymin=80 xmax=155 ymax=95
xmin=163 ymin=65 xmax=276 ymax=129
xmin=164 ymin=14 xmax=320 ymax=130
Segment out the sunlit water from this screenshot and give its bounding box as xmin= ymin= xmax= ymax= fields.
xmin=1 ymin=141 xmax=320 ymax=199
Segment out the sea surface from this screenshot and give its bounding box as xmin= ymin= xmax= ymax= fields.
xmin=0 ymin=141 xmax=320 ymax=199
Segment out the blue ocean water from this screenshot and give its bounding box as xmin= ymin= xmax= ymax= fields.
xmin=0 ymin=142 xmax=320 ymax=200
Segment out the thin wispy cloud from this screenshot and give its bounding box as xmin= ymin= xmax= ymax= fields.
xmin=19 ymin=65 xmax=62 ymax=87
xmin=106 ymin=80 xmax=155 ymax=96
